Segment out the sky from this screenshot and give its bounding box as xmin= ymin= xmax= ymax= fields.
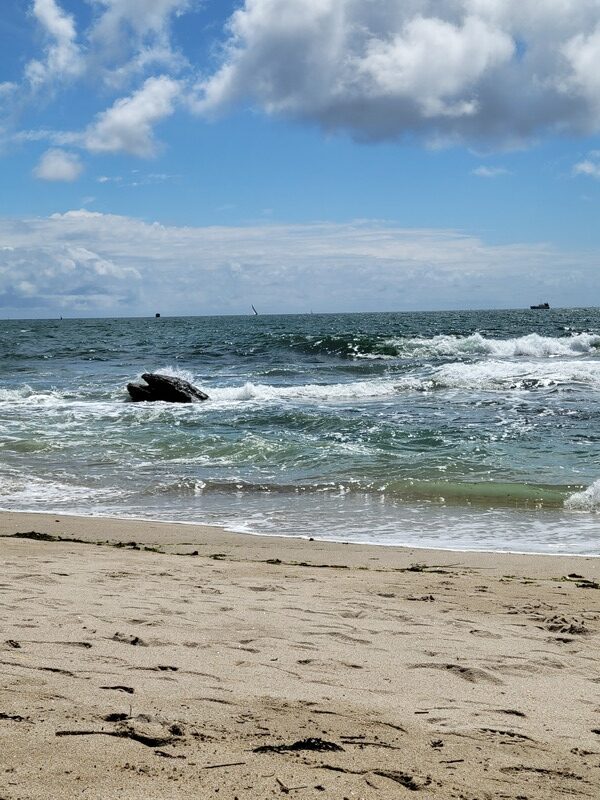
xmin=2 ymin=0 xmax=600 ymax=318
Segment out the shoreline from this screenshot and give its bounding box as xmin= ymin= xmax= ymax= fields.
xmin=1 ymin=510 xmax=599 ymax=798
xmin=1 ymin=507 xmax=599 ymax=559
xmin=2 ymin=508 xmax=600 ymax=566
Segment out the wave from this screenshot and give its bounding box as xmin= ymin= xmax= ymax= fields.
xmin=139 ymin=476 xmax=575 ymax=510
xmin=421 ymin=360 xmax=600 ymax=392
xmin=281 ymin=331 xmax=600 ymax=361
xmin=0 ymin=465 xmax=596 ymax=519
xmin=281 ymin=333 xmax=400 ymax=359
xmin=207 ymin=378 xmax=406 ymax=404
xmin=564 ymin=479 xmax=600 ymax=511
xmin=386 ymin=479 xmax=571 ymax=508
xmin=2 ymin=360 xmax=600 ymax=413
xmin=142 ymin=475 xmax=600 ymax=514
xmin=386 ymin=332 xmax=600 ymax=360
xmin=0 ymin=385 xmax=70 ymax=404
xmin=208 ymin=361 xmax=600 ymax=404
xmin=0 ymin=380 xmax=414 ymax=409
xmin=5 ymin=331 xmax=599 ymax=365
xmin=0 ymin=473 xmax=120 ymax=506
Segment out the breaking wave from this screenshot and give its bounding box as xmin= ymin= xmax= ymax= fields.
xmin=282 ymin=331 xmax=600 ymax=360
xmin=565 ymin=480 xmax=600 ymax=511
xmin=207 ymin=379 xmax=404 ymax=404
xmin=421 ymin=360 xmax=600 ymax=392
xmin=385 ymin=332 xmax=600 ymax=360
xmin=136 ymin=476 xmax=573 ymax=509
xmin=205 ymin=361 xmax=600 ymax=405
xmin=2 ymin=360 xmax=600 ymax=414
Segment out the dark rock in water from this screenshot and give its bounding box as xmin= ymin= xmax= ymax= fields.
xmin=127 ymin=373 xmax=209 ymax=403
xmin=126 ymin=382 xmax=155 ymax=402
xmin=142 ymin=373 xmax=209 ymax=402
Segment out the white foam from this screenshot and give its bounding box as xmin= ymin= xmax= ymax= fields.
xmin=426 ymin=359 xmax=600 ymax=391
xmin=0 ymin=386 xmax=33 ymax=402
xmin=207 ymin=378 xmax=405 ymax=405
xmin=125 ymin=362 xmax=600 ymax=409
xmin=0 ymin=473 xmax=119 ymax=505
xmin=3 ymin=359 xmax=599 ymax=417
xmin=0 ymin=385 xmax=70 ymax=405
xmin=196 ymin=360 xmax=600 ymax=404
xmin=565 ymin=479 xmax=600 ymax=511
xmin=386 ymin=332 xmax=600 ymax=359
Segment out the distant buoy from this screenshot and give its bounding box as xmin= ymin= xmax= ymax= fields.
xmin=155 ymin=312 xmax=161 ymax=318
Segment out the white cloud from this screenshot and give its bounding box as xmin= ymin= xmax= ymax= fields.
xmin=472 ymin=166 xmax=509 ymax=178
xmin=22 ymin=0 xmax=188 ymax=91
xmin=194 ymin=0 xmax=600 ymax=145
xmin=573 ymin=158 xmax=600 ymax=179
xmin=0 ymin=216 xmax=140 ymax=312
xmin=9 ymin=1 xmax=600 ymax=160
xmin=90 ymin=0 xmax=190 ymax=46
xmin=83 ymin=75 xmax=181 ymax=156
xmin=561 ymin=27 xmax=600 ymax=126
xmin=0 ymin=210 xmax=596 ymax=316
xmin=357 ymin=15 xmax=513 ymax=119
xmin=0 ymin=0 xmax=190 ymax=161
xmin=25 ymin=0 xmax=83 ymax=88
xmin=88 ymin=0 xmax=191 ymax=87
xmin=33 ymin=148 xmax=83 ymax=181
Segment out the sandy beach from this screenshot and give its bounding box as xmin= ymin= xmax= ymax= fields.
xmin=1 ymin=511 xmax=599 ymax=799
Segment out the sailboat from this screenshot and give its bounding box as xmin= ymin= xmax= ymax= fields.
xmin=251 ymin=304 xmax=258 ymax=315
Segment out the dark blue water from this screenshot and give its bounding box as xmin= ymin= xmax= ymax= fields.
xmin=1 ymin=309 xmax=599 ymax=553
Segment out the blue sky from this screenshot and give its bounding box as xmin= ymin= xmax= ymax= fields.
xmin=2 ymin=1 xmax=600 ymax=317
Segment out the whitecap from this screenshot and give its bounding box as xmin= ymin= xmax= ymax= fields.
xmin=207 ymin=379 xmax=404 ymax=406
xmin=426 ymin=359 xmax=600 ymax=391
xmin=565 ymin=479 xmax=600 ymax=511
xmin=385 ymin=332 xmax=600 ymax=360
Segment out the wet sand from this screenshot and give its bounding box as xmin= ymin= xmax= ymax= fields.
xmin=1 ymin=511 xmax=599 ymax=799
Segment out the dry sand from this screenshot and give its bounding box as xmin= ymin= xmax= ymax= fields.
xmin=0 ymin=510 xmax=599 ymax=799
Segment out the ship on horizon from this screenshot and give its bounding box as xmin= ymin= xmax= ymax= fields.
xmin=530 ymin=302 xmax=550 ymax=310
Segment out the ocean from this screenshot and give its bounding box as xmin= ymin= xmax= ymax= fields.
xmin=1 ymin=309 xmax=599 ymax=555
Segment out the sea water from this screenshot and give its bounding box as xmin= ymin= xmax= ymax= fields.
xmin=1 ymin=309 xmax=599 ymax=554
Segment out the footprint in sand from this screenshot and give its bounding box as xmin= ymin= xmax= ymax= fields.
xmin=409 ymin=663 xmax=503 ymax=685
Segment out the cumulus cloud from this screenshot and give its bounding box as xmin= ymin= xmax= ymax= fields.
xmin=194 ymin=0 xmax=600 ymax=145
xmin=33 ymin=148 xmax=83 ymax=181
xmin=83 ymin=75 xmax=181 ymax=156
xmin=8 ymin=76 xmax=181 ymax=158
xmin=0 ymin=2 xmax=190 ymax=166
xmin=10 ymin=0 xmax=600 ymax=161
xmin=561 ymin=27 xmax=600 ymax=120
xmin=25 ymin=0 xmax=83 ymax=88
xmin=357 ymin=15 xmax=513 ymax=120
xmin=0 ymin=210 xmax=595 ymax=317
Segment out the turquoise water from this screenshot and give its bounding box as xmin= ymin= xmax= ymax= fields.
xmin=1 ymin=309 xmax=599 ymax=554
